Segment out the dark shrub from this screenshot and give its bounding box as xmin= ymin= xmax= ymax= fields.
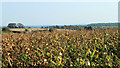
xmin=12 ymin=31 xmax=21 ymax=33
xmin=2 ymin=27 xmax=10 ymax=32
xmin=49 ymin=28 xmax=56 ymax=32
xmin=25 ymin=28 xmax=29 ymax=32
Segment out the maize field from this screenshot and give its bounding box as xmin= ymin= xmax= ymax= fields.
xmin=1 ymin=28 xmax=120 ymax=67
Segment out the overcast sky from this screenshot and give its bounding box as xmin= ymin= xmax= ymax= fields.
xmin=2 ymin=2 xmax=118 ymax=26
xmin=2 ymin=0 xmax=119 ymax=2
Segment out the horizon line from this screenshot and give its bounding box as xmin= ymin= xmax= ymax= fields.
xmin=1 ymin=22 xmax=118 ymax=27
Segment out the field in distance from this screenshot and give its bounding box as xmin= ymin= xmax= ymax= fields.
xmin=9 ymin=28 xmax=49 ymax=32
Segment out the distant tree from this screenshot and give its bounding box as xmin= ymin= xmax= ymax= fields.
xmin=17 ymin=23 xmax=25 ymax=28
xmin=61 ymin=26 xmax=64 ymax=29
xmin=68 ymin=26 xmax=70 ymax=30
xmin=7 ymin=23 xmax=17 ymax=28
xmin=55 ymin=25 xmax=60 ymax=29
xmin=28 ymin=27 xmax=31 ymax=28
xmin=70 ymin=25 xmax=73 ymax=30
xmin=41 ymin=26 xmax=43 ymax=28
xmin=84 ymin=26 xmax=92 ymax=30
xmin=7 ymin=23 xmax=25 ymax=28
